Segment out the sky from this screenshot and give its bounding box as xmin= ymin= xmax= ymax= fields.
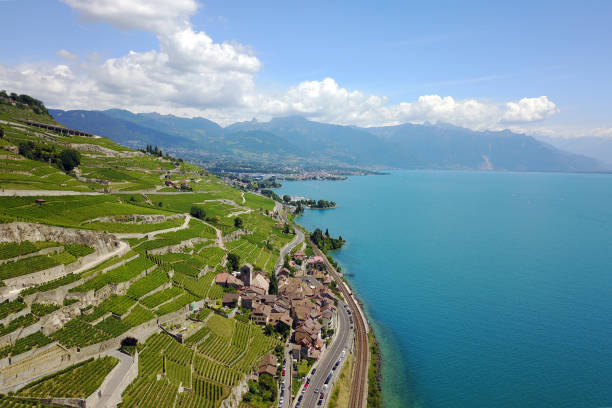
xmin=1 ymin=0 xmax=611 ymax=137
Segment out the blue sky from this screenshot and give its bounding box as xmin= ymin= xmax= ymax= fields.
xmin=1 ymin=0 xmax=611 ymax=136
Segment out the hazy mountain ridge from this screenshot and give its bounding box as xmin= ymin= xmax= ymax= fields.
xmin=50 ymin=109 xmax=603 ymax=172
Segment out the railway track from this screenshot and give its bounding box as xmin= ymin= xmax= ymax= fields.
xmin=308 ymin=239 xmax=369 ymax=408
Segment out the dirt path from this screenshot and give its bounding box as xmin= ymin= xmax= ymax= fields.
xmin=114 ymin=214 xmax=191 ymax=239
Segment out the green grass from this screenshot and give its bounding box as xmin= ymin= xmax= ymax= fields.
xmin=206 ymin=314 xmax=234 ymax=338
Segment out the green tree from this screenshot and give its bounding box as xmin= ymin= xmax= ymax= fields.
xmin=190 ymin=205 xmax=206 ymax=220
xmin=283 ymin=195 xmax=291 ymax=203
xmin=59 ymin=149 xmax=81 ymax=171
xmin=268 ymin=271 xmax=278 ymax=295
xmin=234 ymin=217 xmax=243 ymax=228
xmin=227 ymin=253 xmax=240 ymax=272
xmin=0 ymin=127 xmax=4 ymax=139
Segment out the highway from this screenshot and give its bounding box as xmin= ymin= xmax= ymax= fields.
xmin=296 ymin=301 xmax=351 ymax=408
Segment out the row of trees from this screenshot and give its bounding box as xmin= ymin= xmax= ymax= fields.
xmin=283 ymin=195 xmax=336 ymax=209
xmin=0 ymin=90 xmax=51 ymax=117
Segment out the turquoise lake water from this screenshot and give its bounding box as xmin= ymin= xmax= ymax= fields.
xmin=277 ymin=171 xmax=612 ymax=408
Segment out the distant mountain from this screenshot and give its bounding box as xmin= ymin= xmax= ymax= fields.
xmin=534 ymin=136 xmax=612 ymax=169
xmin=50 ymin=109 xmax=197 ymax=149
xmin=50 ymin=109 xmax=603 ymax=172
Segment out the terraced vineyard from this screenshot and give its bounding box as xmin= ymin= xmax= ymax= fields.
xmin=0 ymin=100 xmax=289 ymax=408
xmin=18 ymin=356 xmax=118 ymax=399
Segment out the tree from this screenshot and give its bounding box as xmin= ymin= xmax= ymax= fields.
xmin=190 ymin=205 xmax=206 ymax=220
xmin=325 ymin=228 xmax=329 ymax=237
xmin=275 ymin=321 xmax=291 ymax=338
xmin=59 ymin=149 xmax=81 ymax=171
xmin=268 ymin=271 xmax=278 ymax=295
xmin=0 ymin=127 xmax=4 ymax=139
xmin=234 ymin=217 xmax=243 ymax=228
xmin=283 ymin=223 xmax=290 ymax=234
xmin=227 ymin=253 xmax=240 ymax=272
xmin=283 ymin=195 xmax=291 ymax=203
xmin=264 ymin=324 xmax=274 ymax=336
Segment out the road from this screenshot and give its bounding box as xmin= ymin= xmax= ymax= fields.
xmin=279 ymin=344 xmax=292 ymax=408
xmin=297 ymin=300 xmax=351 ymax=408
xmin=276 ymin=206 xmax=305 ymax=273
xmin=308 ymin=239 xmax=369 ymax=408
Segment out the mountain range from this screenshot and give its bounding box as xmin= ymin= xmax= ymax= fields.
xmin=50 ymin=109 xmax=606 ymax=172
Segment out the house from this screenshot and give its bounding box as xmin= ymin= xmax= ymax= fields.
xmin=278 ymin=267 xmax=291 ymax=278
xmin=215 ymin=272 xmax=243 ymax=289
xmin=222 ymin=293 xmax=240 ymax=308
xmin=251 ymin=304 xmax=272 ymax=325
xmin=257 ymin=353 xmax=278 ymax=376
xmin=305 ymin=256 xmax=326 ymax=272
xmin=251 ymin=273 xmax=270 ymax=294
xmin=292 ymin=250 xmax=306 ymax=262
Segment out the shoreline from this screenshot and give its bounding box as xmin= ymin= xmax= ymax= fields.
xmin=291 ymin=212 xmax=383 ymax=408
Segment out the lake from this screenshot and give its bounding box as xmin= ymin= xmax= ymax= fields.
xmin=277 ymin=170 xmax=612 ymax=408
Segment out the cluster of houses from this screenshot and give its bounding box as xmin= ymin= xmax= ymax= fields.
xmin=164 ymin=179 xmax=190 ymax=189
xmin=215 ymin=263 xmax=338 ymax=362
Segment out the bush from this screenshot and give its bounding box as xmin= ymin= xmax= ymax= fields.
xmin=190 ymin=206 xmax=206 ymax=220
xmin=59 ymin=149 xmax=81 ymax=171
xmin=227 ymin=253 xmax=240 ymax=272
xmin=234 ymin=217 xmax=243 ymax=228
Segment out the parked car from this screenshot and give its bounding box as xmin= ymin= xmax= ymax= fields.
xmin=320 ymin=392 xmax=325 ymax=399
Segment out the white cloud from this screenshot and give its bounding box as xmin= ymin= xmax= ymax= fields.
xmin=61 ymin=0 xmax=198 ymax=33
xmin=56 ymin=49 xmax=78 ymax=60
xmin=0 ymin=0 xmax=564 ymax=132
xmin=502 ymin=96 xmax=558 ymax=123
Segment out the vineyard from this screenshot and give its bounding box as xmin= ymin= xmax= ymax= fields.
xmin=50 ymin=318 xmax=111 ymax=348
xmin=71 ymin=256 xmax=154 ymax=292
xmin=155 ymin=293 xmax=197 ymax=316
xmin=81 ymin=295 xmax=136 ymax=322
xmin=0 ymin=299 xmax=26 ymax=319
xmin=140 ymin=286 xmax=183 ymax=308
xmin=127 ymin=269 xmax=169 ymax=299
xmin=18 ymin=356 xmax=118 ymax=399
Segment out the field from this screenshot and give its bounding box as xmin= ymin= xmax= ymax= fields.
xmin=18 ymin=356 xmax=118 ymax=398
xmin=70 ymin=255 xmax=154 ymax=293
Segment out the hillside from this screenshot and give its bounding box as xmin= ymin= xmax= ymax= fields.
xmin=0 ymin=96 xmax=301 ymax=407
xmin=50 ymin=108 xmax=603 ymax=172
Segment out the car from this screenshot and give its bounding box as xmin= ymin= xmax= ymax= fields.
xmin=304 ymin=383 xmax=309 ymax=389
xmin=312 ymin=368 xmax=317 ymax=375
xmin=320 ymin=392 xmax=325 ymax=399
xmin=298 ymin=396 xmax=303 ymax=403
xmin=282 ymin=369 xmax=285 ymax=375
xmin=314 ymin=387 xmax=319 ymax=393
xmin=306 ymin=378 xmax=310 ymax=384
xmin=317 ymin=400 xmax=323 ymax=406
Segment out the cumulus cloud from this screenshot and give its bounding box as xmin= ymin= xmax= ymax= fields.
xmin=0 ymin=0 xmax=562 ymax=131
xmin=502 ymin=96 xmax=558 ymax=123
